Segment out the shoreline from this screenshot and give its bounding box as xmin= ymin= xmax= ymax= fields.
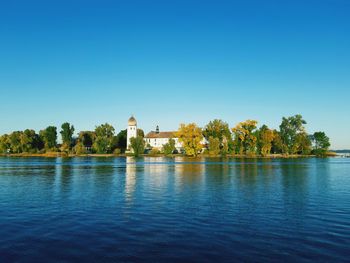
xmin=0 ymin=153 xmax=337 ymax=158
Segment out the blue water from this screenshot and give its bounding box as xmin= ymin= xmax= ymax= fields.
xmin=0 ymin=157 xmax=349 ymax=262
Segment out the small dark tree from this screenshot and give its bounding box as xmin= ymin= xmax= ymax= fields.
xmin=116 ymin=130 xmax=127 ymax=150
xmin=130 ymin=136 xmax=145 ymax=157
xmin=162 ymin=138 xmax=176 ymax=155
xmin=60 ymin=122 xmax=75 ymax=150
xmin=311 ymin=132 xmax=330 ymax=156
xmin=40 ymin=126 xmax=57 ymax=150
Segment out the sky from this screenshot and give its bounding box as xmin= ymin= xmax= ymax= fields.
xmin=0 ymin=0 xmax=349 ymax=149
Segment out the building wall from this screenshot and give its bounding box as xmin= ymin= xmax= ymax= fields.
xmin=144 ymin=137 xmax=208 ymax=152
xmin=144 ymin=137 xmax=182 ymax=151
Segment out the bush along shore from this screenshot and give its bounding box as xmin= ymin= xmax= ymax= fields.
xmin=0 ymin=114 xmax=332 ymax=158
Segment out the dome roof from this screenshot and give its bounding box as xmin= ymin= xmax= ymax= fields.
xmin=128 ymin=116 xmax=137 ymax=126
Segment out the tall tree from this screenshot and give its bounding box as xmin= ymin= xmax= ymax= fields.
xmin=204 ymin=119 xmax=232 ymax=142
xmin=176 ymin=123 xmax=203 ymax=157
xmin=130 ymin=136 xmax=145 ymax=157
xmin=208 ymin=136 xmax=220 ymax=156
xmin=294 ymin=132 xmax=312 ymax=155
xmin=257 ymin=125 xmax=275 ymax=156
xmin=60 ymin=122 xmax=75 ymax=150
xmin=0 ymin=134 xmax=10 ymax=153
xmin=271 ymin=130 xmax=284 ymax=154
xmin=74 ymin=131 xmax=95 ymax=154
xmin=40 ymin=126 xmax=57 ymax=150
xmin=204 ymin=119 xmax=233 ymax=155
xmin=137 ymin=129 xmax=145 ymax=138
xmin=116 ymin=129 xmax=127 ymax=150
xmin=311 ymin=132 xmax=330 ymax=156
xmin=93 ymin=123 xmax=115 ymax=154
xmin=9 ymin=131 xmax=22 ymax=153
xmin=20 ymin=129 xmax=37 ymax=153
xmin=232 ymin=120 xmax=258 ymax=155
xmin=279 ymin=114 xmax=307 ymax=154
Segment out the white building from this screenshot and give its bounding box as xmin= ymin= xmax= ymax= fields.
xmin=126 ymin=116 xmax=207 ymax=153
xmin=144 ymin=126 xmax=183 ymax=152
xmin=126 ymin=116 xmax=137 ymax=151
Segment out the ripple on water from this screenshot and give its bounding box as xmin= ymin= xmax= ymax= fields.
xmin=0 ymin=157 xmax=350 ymax=262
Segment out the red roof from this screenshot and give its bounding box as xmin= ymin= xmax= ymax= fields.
xmin=145 ymin=131 xmax=177 ymax=138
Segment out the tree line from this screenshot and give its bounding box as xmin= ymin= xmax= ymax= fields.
xmin=175 ymin=114 xmax=330 ymax=157
xmin=0 ymin=123 xmax=138 ymax=155
xmin=0 ymin=114 xmax=330 ymax=157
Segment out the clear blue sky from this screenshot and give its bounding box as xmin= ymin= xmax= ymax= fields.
xmin=0 ymin=0 xmax=349 ymax=149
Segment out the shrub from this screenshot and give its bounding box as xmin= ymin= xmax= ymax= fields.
xmin=150 ymin=148 xmax=160 ymax=155
xmin=113 ymin=148 xmax=121 ymax=155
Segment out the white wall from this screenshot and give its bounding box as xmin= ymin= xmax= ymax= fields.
xmin=144 ymin=137 xmax=182 ymax=151
xmin=127 ymin=125 xmax=137 ymax=150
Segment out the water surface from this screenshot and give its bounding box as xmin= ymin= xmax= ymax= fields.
xmin=0 ymin=157 xmax=349 ymax=262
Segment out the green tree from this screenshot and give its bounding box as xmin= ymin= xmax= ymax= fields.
xmin=279 ymin=114 xmax=307 ymax=154
xmin=175 ymin=123 xmax=203 ymax=157
xmin=130 ymin=136 xmax=145 ymax=157
xmin=232 ymin=120 xmax=258 ymax=155
xmin=116 ymin=129 xmax=127 ymax=150
xmin=204 ymin=119 xmax=232 ymax=142
xmin=204 ymin=119 xmax=233 ymax=155
xmin=293 ymin=132 xmax=312 ymax=155
xmin=40 ymin=126 xmax=57 ymax=150
xmin=0 ymin=134 xmax=10 ymax=153
xmin=208 ymin=136 xmax=220 ymax=156
xmin=20 ymin=129 xmax=37 ymax=153
xmin=162 ymin=138 xmax=176 ymax=155
xmin=80 ymin=131 xmax=94 ymax=148
xmin=257 ymin=125 xmax=275 ymax=156
xmin=311 ymin=132 xmax=330 ymax=156
xmin=93 ymin=123 xmax=115 ymax=154
xmin=73 ymin=131 xmax=95 ymax=154
xmin=60 ymin=122 xmax=75 ymax=150
xmin=137 ymin=129 xmax=145 ymax=138
xmin=271 ymin=130 xmax=284 ymax=154
xmin=221 ymin=136 xmax=229 ymax=156
xmin=9 ymin=131 xmax=22 ymax=153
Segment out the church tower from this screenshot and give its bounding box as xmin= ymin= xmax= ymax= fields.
xmin=127 ymin=116 xmax=137 ymax=151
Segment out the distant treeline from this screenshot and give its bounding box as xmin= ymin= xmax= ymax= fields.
xmin=333 ymin=150 xmax=350 ymax=153
xmin=0 ymin=114 xmax=330 ymax=157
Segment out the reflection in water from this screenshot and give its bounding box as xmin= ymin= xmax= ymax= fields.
xmin=280 ymin=160 xmax=309 ymax=220
xmin=174 ymin=157 xmax=206 ymax=193
xmin=235 ymin=158 xmax=259 ymax=189
xmin=143 ymin=157 xmax=170 ymax=191
xmin=92 ymin=158 xmax=115 ymax=195
xmin=125 ymin=157 xmax=137 ymax=204
xmin=204 ymin=157 xmax=232 ymax=186
xmin=58 ymin=158 xmax=74 ymax=193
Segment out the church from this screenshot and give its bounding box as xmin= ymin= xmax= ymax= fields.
xmin=127 ymin=116 xmax=183 ymax=152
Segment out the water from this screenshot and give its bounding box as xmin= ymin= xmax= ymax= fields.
xmin=0 ymin=157 xmax=349 ymax=262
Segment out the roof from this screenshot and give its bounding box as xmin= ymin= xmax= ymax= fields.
xmin=145 ymin=131 xmax=177 ymax=139
xmin=128 ymin=116 xmax=137 ymax=126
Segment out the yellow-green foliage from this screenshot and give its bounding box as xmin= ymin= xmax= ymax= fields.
xmin=232 ymin=120 xmax=258 ymax=154
xmin=260 ymin=128 xmax=275 ymax=156
xmin=208 ymin=136 xmax=220 ymax=156
xmin=149 ymin=148 xmax=160 ymax=155
xmin=113 ymin=148 xmax=121 ymax=155
xmin=176 ymin=123 xmax=203 ymax=157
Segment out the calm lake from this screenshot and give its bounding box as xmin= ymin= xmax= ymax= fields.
xmin=0 ymin=157 xmax=349 ymax=262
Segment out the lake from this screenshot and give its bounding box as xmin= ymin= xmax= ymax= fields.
xmin=0 ymin=157 xmax=349 ymax=262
